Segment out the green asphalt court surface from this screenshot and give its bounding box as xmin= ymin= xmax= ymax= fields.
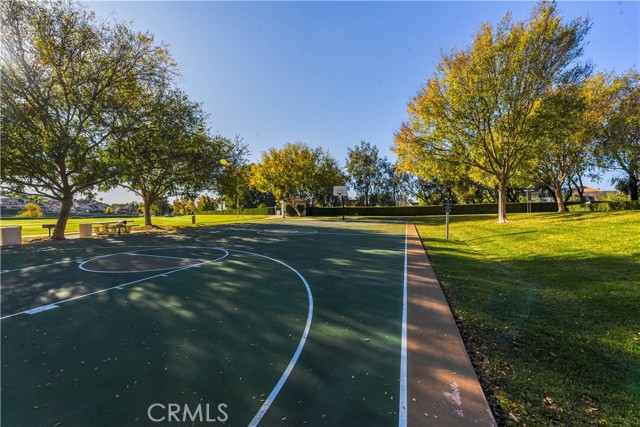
xmin=1 ymin=219 xmax=409 ymax=427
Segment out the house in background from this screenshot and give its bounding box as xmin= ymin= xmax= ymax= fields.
xmin=0 ymin=197 xmax=27 ymax=210
xmin=38 ymin=199 xmax=62 ymax=213
xmin=574 ymin=186 xmax=608 ymax=202
xmin=73 ymin=199 xmax=109 ymax=213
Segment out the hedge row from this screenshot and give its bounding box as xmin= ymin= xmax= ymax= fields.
xmin=196 ymin=207 xmax=275 ymax=215
xmin=567 ymin=200 xmax=640 ymax=212
xmin=309 ymin=202 xmax=585 ymax=217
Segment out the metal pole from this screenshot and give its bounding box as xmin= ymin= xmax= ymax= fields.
xmin=446 ymin=211 xmax=450 ymax=240
xmin=342 ymin=196 xmax=345 ymax=221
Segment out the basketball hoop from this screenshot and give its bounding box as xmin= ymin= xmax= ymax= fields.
xmin=333 ymin=186 xmax=348 ymax=221
xmin=333 ymin=186 xmax=348 ymax=197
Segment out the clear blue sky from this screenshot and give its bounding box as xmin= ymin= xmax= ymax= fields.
xmin=86 ymin=1 xmax=640 ymax=203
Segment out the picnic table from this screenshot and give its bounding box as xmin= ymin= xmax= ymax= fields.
xmin=92 ymin=221 xmax=137 ymax=236
xmin=92 ymin=221 xmax=116 ymax=235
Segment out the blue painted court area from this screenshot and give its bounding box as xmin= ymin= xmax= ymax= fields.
xmin=1 ymin=220 xmax=409 ymax=427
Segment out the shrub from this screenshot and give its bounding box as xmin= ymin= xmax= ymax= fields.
xmin=568 ymin=201 xmax=640 ymax=212
xmin=197 ymin=207 xmax=275 ymax=215
xmin=309 ymin=202 xmax=581 ymax=217
xmin=18 ymin=203 xmax=44 ymax=217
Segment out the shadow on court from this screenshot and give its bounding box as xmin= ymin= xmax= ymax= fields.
xmin=2 ymin=220 xmax=411 ymax=427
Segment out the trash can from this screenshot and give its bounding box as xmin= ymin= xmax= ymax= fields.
xmin=0 ymin=226 xmax=22 ymax=246
xmin=192 ymin=215 xmax=196 ymax=224
xmin=79 ymin=223 xmax=93 ymax=238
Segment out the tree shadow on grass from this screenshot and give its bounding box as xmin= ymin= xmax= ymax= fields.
xmin=420 ymin=235 xmax=640 ymax=426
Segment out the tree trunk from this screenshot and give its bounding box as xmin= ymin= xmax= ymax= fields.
xmin=564 ymin=186 xmax=573 ymax=203
xmin=630 ymin=173 xmax=639 ymax=201
xmin=52 ymin=193 xmax=73 ymax=240
xmin=552 ymin=184 xmax=566 ymax=212
xmin=497 ymin=182 xmax=509 ymax=223
xmin=142 ymin=194 xmax=154 ymax=227
xmin=576 ymin=175 xmax=585 ymax=201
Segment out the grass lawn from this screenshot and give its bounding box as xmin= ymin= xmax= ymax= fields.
xmin=411 ymin=211 xmax=639 ymax=426
xmin=0 ymin=214 xmax=269 ymax=237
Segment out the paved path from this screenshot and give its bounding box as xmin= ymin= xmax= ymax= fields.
xmin=406 ymin=224 xmax=497 ymax=426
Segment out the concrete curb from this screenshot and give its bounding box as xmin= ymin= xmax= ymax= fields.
xmin=406 ymin=224 xmax=497 ymax=426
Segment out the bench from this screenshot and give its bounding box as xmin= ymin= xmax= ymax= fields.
xmin=42 ymin=224 xmax=56 ymax=238
xmin=124 ymin=224 xmax=139 ymax=234
xmin=92 ymin=222 xmax=116 ymax=236
xmin=93 ymin=225 xmax=115 ymax=236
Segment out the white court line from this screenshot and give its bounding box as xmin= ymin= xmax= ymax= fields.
xmin=257 ymin=229 xmax=318 ymax=236
xmin=122 ymin=252 xmax=208 ymax=261
xmin=0 ymin=245 xmax=194 ymax=274
xmin=237 ymin=249 xmax=314 ymax=427
xmin=399 ymin=223 xmax=408 ymax=427
xmin=78 ymin=251 xmax=222 ymax=274
xmin=0 ymin=249 xmax=229 ymax=320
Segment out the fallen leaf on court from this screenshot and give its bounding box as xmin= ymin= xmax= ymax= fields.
xmin=281 ymin=417 xmax=287 ymax=421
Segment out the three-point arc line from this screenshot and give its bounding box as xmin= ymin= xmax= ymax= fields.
xmin=0 ymin=249 xmax=230 ymax=320
xmin=0 ymin=246 xmax=316 ymax=427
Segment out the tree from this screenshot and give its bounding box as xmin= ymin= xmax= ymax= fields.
xmin=172 ymin=198 xmax=186 ymax=215
xmin=310 ymin=154 xmax=346 ymax=207
xmin=374 ymin=161 xmax=413 ymax=206
xmin=0 ymin=0 xmax=173 ymax=238
xmin=527 ymin=84 xmax=590 ymax=212
xmin=111 ymin=84 xmax=224 ymax=227
xmin=346 ymin=141 xmax=381 ymax=206
xmin=393 ymin=1 xmax=590 ymax=222
xmin=241 ymin=187 xmax=277 ymax=209
xmin=216 ymin=136 xmax=251 ymax=211
xmin=196 ymin=195 xmax=217 ymax=211
xmin=251 ymin=143 xmax=342 ymax=216
xmin=18 ymin=203 xmax=43 ymax=218
xmin=590 ymin=70 xmax=640 ymax=200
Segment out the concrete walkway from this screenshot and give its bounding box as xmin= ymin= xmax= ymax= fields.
xmin=406 ymin=224 xmax=497 ymax=426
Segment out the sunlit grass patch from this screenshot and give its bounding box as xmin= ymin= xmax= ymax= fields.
xmin=0 ymin=214 xmax=268 ymax=237
xmin=414 ymin=212 xmax=640 ymax=426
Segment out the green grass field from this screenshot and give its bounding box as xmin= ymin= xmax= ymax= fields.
xmin=412 ymin=211 xmax=640 ymax=426
xmin=0 ymin=214 xmax=269 ymax=237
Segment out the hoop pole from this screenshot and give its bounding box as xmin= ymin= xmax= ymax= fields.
xmin=446 ymin=211 xmax=450 ymax=239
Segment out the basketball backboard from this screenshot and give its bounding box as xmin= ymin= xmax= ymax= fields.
xmin=333 ymin=186 xmax=348 ymax=197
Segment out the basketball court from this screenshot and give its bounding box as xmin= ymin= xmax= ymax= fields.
xmin=1 ymin=219 xmax=495 ymax=426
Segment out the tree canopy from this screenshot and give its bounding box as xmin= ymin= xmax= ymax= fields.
xmin=110 ymin=84 xmax=224 ymax=227
xmin=393 ymin=1 xmax=591 ymax=222
xmin=590 ymin=70 xmax=640 ymax=200
xmin=251 ymin=143 xmax=344 ymax=215
xmin=1 ymin=0 xmax=174 ymax=237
